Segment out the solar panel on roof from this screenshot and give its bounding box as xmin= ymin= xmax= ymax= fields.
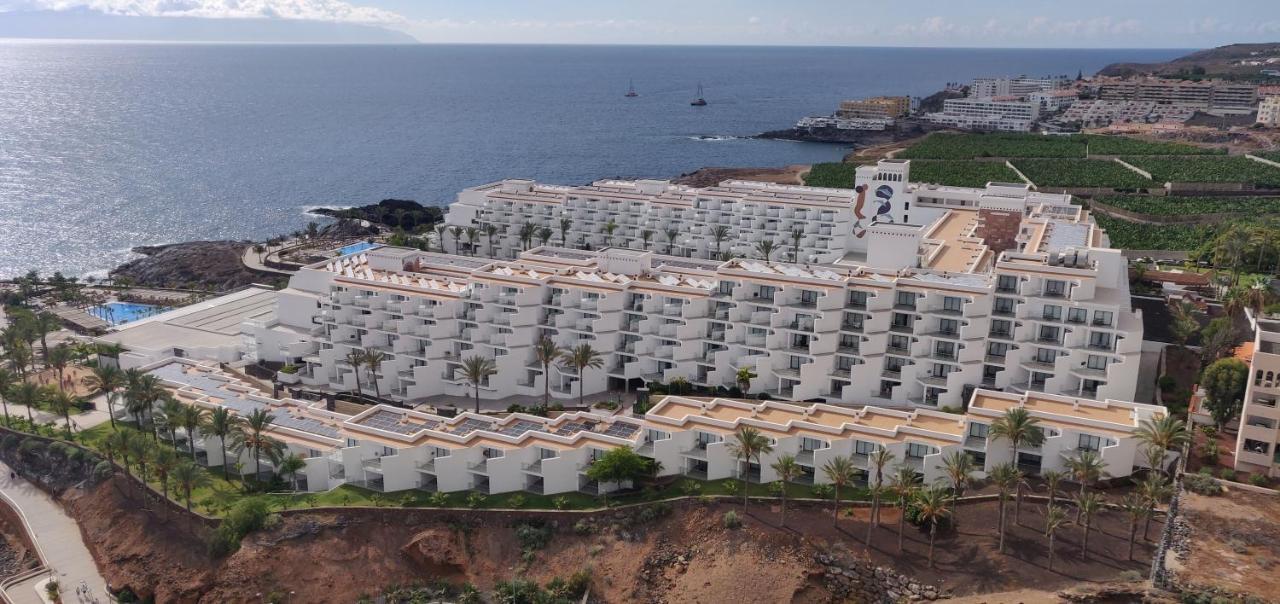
xmin=603 ymin=422 xmax=639 ymax=438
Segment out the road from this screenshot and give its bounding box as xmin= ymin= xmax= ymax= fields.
xmin=0 ymin=463 xmax=108 ymax=604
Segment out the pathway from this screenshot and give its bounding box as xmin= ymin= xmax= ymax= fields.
xmin=240 ymin=243 xmax=297 ymax=276
xmin=0 ymin=463 xmax=108 ymax=604
xmin=2 ymin=394 xmax=114 ymax=436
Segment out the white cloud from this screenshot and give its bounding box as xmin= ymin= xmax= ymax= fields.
xmin=8 ymin=0 xmax=406 ymax=24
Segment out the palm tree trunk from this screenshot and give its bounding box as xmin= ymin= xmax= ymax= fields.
xmin=897 ymin=503 xmax=906 ymax=552
xmin=780 ymin=490 xmax=787 ymax=527
xmin=220 ymin=437 xmax=229 ymax=480
xmin=474 ymin=384 xmax=480 ymax=414
xmin=741 ymin=461 xmax=749 ymax=510
xmin=1128 ymin=518 xmax=1137 ymax=561
xmin=998 ymin=496 xmax=1006 ymax=554
xmin=254 ymin=448 xmax=262 ymax=482
xmin=62 ymin=410 xmax=72 ymax=439
xmin=1143 ymin=506 xmax=1154 ymax=541
xmin=1081 ymin=523 xmax=1090 ymax=561
xmin=1 ymin=398 xmax=9 ymax=427
xmin=1048 ymin=534 xmax=1055 ymax=571
xmin=542 ymin=361 xmax=550 ymax=409
xmin=865 ymin=498 xmax=875 ymax=547
xmin=185 ymin=487 xmax=193 ymax=511
xmin=1014 ymin=485 xmax=1022 ymax=526
xmin=106 ymin=397 xmax=116 ymax=429
xmin=578 ymin=374 xmax=585 ymax=408
xmin=928 ymin=525 xmax=936 ymax=568
xmin=832 ymin=487 xmax=840 ymax=526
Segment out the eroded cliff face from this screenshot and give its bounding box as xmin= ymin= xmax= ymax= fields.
xmin=110 ymin=241 xmax=275 ymax=291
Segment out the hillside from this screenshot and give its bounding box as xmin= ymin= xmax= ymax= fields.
xmin=1098 ymin=43 xmax=1280 ymax=81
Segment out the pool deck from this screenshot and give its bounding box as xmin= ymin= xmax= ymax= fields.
xmin=49 ymin=306 xmax=110 ymax=332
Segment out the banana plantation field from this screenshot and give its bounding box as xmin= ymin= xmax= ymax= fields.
xmin=1123 ymin=156 xmax=1280 ymax=186
xmin=908 ymin=160 xmax=1021 ymax=187
xmin=1093 ymin=214 xmax=1224 ymax=251
xmin=1099 ymin=195 xmax=1280 ymax=216
xmin=896 ymin=132 xmax=1222 ymax=160
xmin=803 ymin=163 xmax=856 ymax=188
xmin=1257 ymin=151 xmax=1280 ymax=163
xmin=1012 ymin=159 xmax=1153 ymax=188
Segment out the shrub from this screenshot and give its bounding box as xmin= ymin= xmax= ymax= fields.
xmin=0 ymin=434 xmax=18 ymax=450
xmin=427 ymin=492 xmax=449 ymax=507
xmin=766 ymin=481 xmax=785 ymax=496
xmin=1117 ymin=570 xmax=1144 ymax=582
xmin=465 ymin=493 xmax=486 ymax=509
xmin=514 ymin=521 xmax=553 ymax=552
xmin=1216 ymin=468 xmax=1236 ymax=481
xmin=508 ymin=494 xmax=527 ymax=509
xmin=93 ymin=461 xmax=114 ymax=480
xmin=552 ymin=496 xmax=569 ymax=510
xmin=573 ymin=520 xmax=594 ymax=535
xmin=1249 ymin=474 xmax=1271 ymax=488
xmin=811 ymin=484 xmax=833 ymax=499
xmin=17 ymin=439 xmax=44 ymax=455
xmin=1183 ymin=473 xmax=1224 ymax=496
xmin=723 ymin=480 xmax=740 ymax=496
xmin=1157 ymin=375 xmax=1177 ymax=391
xmin=209 ymin=497 xmax=272 ymax=556
xmin=279 ymin=364 xmax=299 ymax=374
xmin=636 ymin=502 xmax=671 ymax=523
xmin=1201 ymin=441 xmax=1221 ymax=465
xmin=722 ymin=510 xmax=742 ymax=529
xmin=679 ymin=480 xmax=702 ymax=496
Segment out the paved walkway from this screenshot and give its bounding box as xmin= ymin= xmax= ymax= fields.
xmin=240 ymin=242 xmax=297 ymax=276
xmin=0 ymin=463 xmax=108 ymax=604
xmin=3 ymin=394 xmax=114 ymax=436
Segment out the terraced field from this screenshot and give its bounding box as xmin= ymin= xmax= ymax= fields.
xmin=908 ymin=160 xmax=1021 ymax=187
xmin=1099 ymin=195 xmax=1280 ymax=216
xmin=802 ymin=163 xmax=856 ymax=188
xmin=1123 ymin=156 xmax=1280 ymax=186
xmin=1077 ymin=135 xmax=1223 ymax=156
xmin=1093 ymin=214 xmax=1224 ymax=250
xmin=1011 ymin=159 xmax=1152 ymax=188
xmin=895 ymin=132 xmax=1222 ymax=160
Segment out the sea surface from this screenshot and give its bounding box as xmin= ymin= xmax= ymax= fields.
xmin=0 ymin=43 xmax=1186 ymax=278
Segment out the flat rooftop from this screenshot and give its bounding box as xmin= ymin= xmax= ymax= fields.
xmin=97 ymin=286 xmax=278 ymax=352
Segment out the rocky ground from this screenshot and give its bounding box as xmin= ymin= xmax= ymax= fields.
xmin=673 ymin=165 xmax=811 ymax=187
xmin=110 ymin=240 xmax=284 ymax=292
xmin=1165 ymin=486 xmax=1280 ymax=601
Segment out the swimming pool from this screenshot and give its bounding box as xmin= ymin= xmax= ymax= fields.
xmin=338 ymin=241 xmax=379 ymax=256
xmin=88 ymin=302 xmax=169 ymax=326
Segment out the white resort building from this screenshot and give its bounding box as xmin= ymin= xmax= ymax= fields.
xmin=146 ymin=358 xmax=1170 ymax=495
xmin=246 ymin=160 xmax=1143 ymax=410
xmin=1234 ymin=313 xmax=1280 ymax=478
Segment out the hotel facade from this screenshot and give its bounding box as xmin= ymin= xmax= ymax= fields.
xmin=148 ymin=359 xmax=1169 ymax=496
xmin=247 ymin=160 xmax=1143 ymax=410
xmin=1234 ymin=314 xmax=1280 ymax=478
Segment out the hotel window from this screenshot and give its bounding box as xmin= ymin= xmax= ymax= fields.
xmin=855 ymin=440 xmax=877 ymax=455
xmin=846 ymin=290 xmax=868 ymax=308
xmin=1089 ymin=332 xmax=1114 ymax=350
xmin=939 ymin=318 xmax=959 ymax=335
xmin=1042 ymin=305 xmax=1062 ymax=321
xmin=942 ymin=296 xmax=963 ymax=313
xmin=839 ymin=334 xmax=859 ymax=350
xmin=890 ymin=334 xmax=911 ymax=351
xmin=718 ymin=281 xmax=734 ymax=295
xmin=801 ymin=437 xmax=827 ymax=452
xmin=843 ymin=313 xmax=864 ymax=330
xmin=895 ymin=291 xmax=917 ymax=308
xmin=884 ymin=357 xmax=906 ymax=373
xmin=906 ymin=443 xmax=931 ymax=459
xmin=837 ymin=356 xmax=855 ymax=371
xmin=987 ymin=342 xmax=1009 ymax=358
xmin=1086 ymin=355 xmax=1108 ymax=371
xmin=789 ymin=356 xmax=804 ymax=370
xmin=935 ymin=341 xmax=956 ymax=359
xmin=1039 ymin=325 xmax=1060 ymax=343
xmin=892 ymin=313 xmax=913 ymax=328
xmin=967 ymin=423 xmax=989 ymax=440
xmin=1035 ymin=348 xmax=1058 ymax=364
xmin=993 ymin=297 xmax=1016 ymax=315
xmin=756 ymin=285 xmax=776 ymax=300
xmin=799 ymin=290 xmax=818 ymax=306
xmin=996 ymin=275 xmax=1019 ymax=293
xmin=1044 ymin=280 xmax=1066 ymax=297
xmin=1067 ymin=308 xmax=1087 ymax=324
xmin=1077 ymin=434 xmax=1102 ymax=452
xmin=1092 ymin=310 xmax=1114 ymax=327
xmin=990 ymin=319 xmax=1012 ymax=337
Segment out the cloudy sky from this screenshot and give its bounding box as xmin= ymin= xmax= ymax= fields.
xmin=2 ymin=0 xmax=1277 ymax=46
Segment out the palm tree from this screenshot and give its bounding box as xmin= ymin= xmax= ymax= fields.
xmin=821 ymin=456 xmax=857 ymax=527
xmin=172 ymin=460 xmax=209 ymax=512
xmin=603 ymin=220 xmax=618 ymax=246
xmin=1042 ymin=469 xmax=1067 ymax=512
xmin=755 ymin=239 xmax=777 ymax=261
xmin=533 ymin=338 xmax=563 ymax=412
xmin=105 ymin=429 xmax=134 ymax=478
xmin=278 ymin=453 xmax=308 ymax=491
xmin=770 ymin=454 xmax=799 ymax=527
xmin=82 ymin=364 xmax=124 ymax=429
xmin=345 ymin=349 xmax=366 ymax=401
xmin=33 ymin=311 xmax=61 ymax=366
xmin=735 ymin=367 xmax=756 ymax=398
xmin=1215 ymin=226 xmax=1250 ymax=286
xmin=888 ymin=466 xmax=921 ymax=552
xmin=940 ymin=450 xmax=975 ymax=527
xmin=10 ymin=382 xmax=40 ymax=426
xmin=129 ymin=373 xmax=165 ymax=439
xmin=867 ymin=447 xmax=895 ymax=543
xmin=202 ymin=407 xmax=237 ymax=480
xmin=1134 ymin=414 xmax=1189 ymax=478
xmin=127 ymin=433 xmax=152 ymax=484
xmin=434 ymin=225 xmax=447 ymax=253
xmin=460 ymin=355 xmax=498 ymax=413
xmin=1120 ymin=494 xmax=1149 ymax=561
xmin=0 ymin=368 xmax=16 ymax=427
xmin=45 ymin=387 xmax=79 ymax=439
xmin=449 ymin=226 xmax=464 ymax=254
xmin=361 ymin=348 xmax=387 ymax=401
xmin=1075 ymin=491 xmax=1103 ymax=561
xmin=989 ymin=407 xmax=1043 ymax=525
xmin=232 ymin=408 xmax=278 ymax=481
xmin=152 ymin=445 xmax=179 ymax=500
xmin=989 ymin=462 xmax=1020 ymax=554
xmin=915 ymin=485 xmax=951 ymax=568
xmin=1139 ymin=475 xmax=1172 ymax=541
xmin=46 ymin=344 xmax=72 ymax=388
xmin=1065 ymin=450 xmax=1108 ymax=521
xmin=538 ymin=227 xmax=553 ymax=247
xmin=157 ymin=395 xmax=185 ymax=446
xmin=176 ymin=405 xmax=206 ymax=462
xmin=640 ymin=229 xmax=653 ymax=251
xmin=1044 ymin=505 xmax=1068 ymax=572
xmin=727 ymin=426 xmax=773 ymax=510
xmin=664 ymin=228 xmax=679 ymax=255
xmin=559 ymin=343 xmax=604 ymax=408
xmin=484 ymin=224 xmax=500 ymax=257
xmin=711 ymin=226 xmax=731 ymax=259
xmin=789 ymin=229 xmax=803 ymax=262
xmin=465 ymin=226 xmax=479 ymax=255
xmin=559 ymin=218 xmax=573 ymax=248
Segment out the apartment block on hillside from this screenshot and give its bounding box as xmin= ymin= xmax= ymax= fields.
xmin=1235 ymin=315 xmax=1280 ymax=478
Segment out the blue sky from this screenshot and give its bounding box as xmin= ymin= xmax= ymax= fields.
xmin=3 ymin=0 xmax=1278 ymax=46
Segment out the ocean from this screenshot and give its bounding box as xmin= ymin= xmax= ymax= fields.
xmin=0 ymin=43 xmax=1185 ymax=278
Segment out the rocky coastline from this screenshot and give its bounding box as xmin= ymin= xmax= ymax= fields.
xmin=756 ymin=119 xmax=938 ymax=145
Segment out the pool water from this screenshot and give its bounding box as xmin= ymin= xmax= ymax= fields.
xmin=88 ymin=302 xmax=168 ymax=326
xmin=339 ymin=241 xmax=379 ymax=256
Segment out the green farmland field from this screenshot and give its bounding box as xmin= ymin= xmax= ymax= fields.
xmin=1122 ymin=156 xmax=1280 ymax=186
xmin=896 ymin=132 xmax=1223 ymax=161
xmin=1011 ymin=159 xmax=1153 ymax=188
xmin=908 ymin=160 xmax=1021 ymax=187
xmin=1077 ymin=135 xmax=1223 ymax=156
xmin=1099 ymin=195 xmax=1280 ymax=216
xmin=803 ymin=163 xmax=856 ymax=188
xmin=1093 ymin=214 xmax=1224 ymax=251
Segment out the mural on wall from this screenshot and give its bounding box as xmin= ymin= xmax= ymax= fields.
xmin=852 ymin=184 xmax=897 ymax=238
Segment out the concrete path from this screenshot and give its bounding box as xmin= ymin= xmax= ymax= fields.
xmin=3 ymin=394 xmax=114 ymax=435
xmin=0 ymin=463 xmax=108 ymax=604
xmin=240 ymin=243 xmax=297 ymax=276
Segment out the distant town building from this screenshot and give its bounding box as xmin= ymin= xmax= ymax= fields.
xmin=837 ymin=96 xmax=912 ymax=120
xmin=969 ymin=76 xmax=1066 ymax=99
xmin=924 ymin=98 xmax=1040 ymax=132
xmin=1097 ymin=78 xmax=1259 ymax=114
xmin=1059 ymin=100 xmax=1159 ymax=127
xmin=1257 ymin=95 xmax=1280 ymax=127
xmin=1028 ymin=89 xmax=1080 ymax=112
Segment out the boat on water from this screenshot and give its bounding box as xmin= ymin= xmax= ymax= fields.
xmin=625 ymin=80 xmax=638 ymax=97
xmin=690 ymin=83 xmax=707 ymax=106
